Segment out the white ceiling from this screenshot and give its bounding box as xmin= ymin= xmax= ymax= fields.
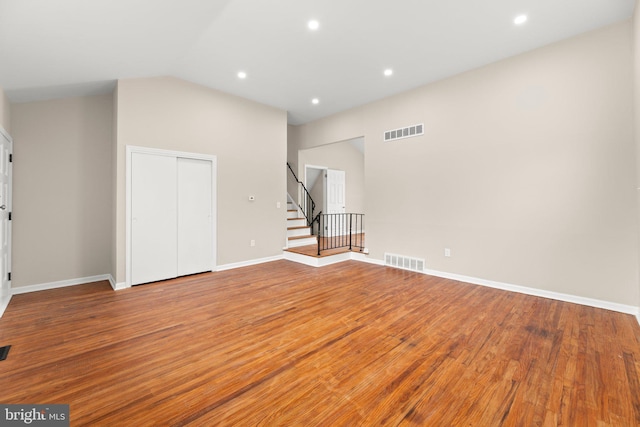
xmin=0 ymin=0 xmax=635 ymax=125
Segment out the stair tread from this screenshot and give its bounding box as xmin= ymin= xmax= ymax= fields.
xmin=288 ymin=235 xmax=316 ymax=241
xmin=287 ymin=217 xmax=306 ymax=221
xmin=288 ymin=226 xmax=310 ymax=230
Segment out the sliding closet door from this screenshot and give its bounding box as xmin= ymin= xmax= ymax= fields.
xmin=177 ymin=158 xmax=213 ymax=276
xmin=131 ymin=153 xmax=178 ymax=285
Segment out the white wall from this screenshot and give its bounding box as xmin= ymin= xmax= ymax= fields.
xmin=291 ymin=21 xmax=637 ymax=306
xmin=111 ymin=86 xmax=119 ymax=287
xmin=634 ymin=0 xmax=640 ymax=310
xmin=11 ymin=95 xmax=113 ymax=288
xmin=298 ymin=140 xmax=365 ymax=214
xmin=114 ymin=76 xmax=287 ymax=284
xmin=0 ymin=86 xmax=10 ymax=133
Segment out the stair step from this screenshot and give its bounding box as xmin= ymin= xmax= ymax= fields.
xmin=288 ymin=235 xmax=318 ymax=247
xmin=286 ymin=198 xmax=314 ymax=247
xmin=287 ymin=226 xmax=311 ymax=238
xmin=287 ymin=218 xmax=306 ymax=227
xmin=288 ymin=235 xmax=314 ymax=240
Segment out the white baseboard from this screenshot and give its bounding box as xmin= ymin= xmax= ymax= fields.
xmin=356 ymin=255 xmax=639 ymax=317
xmin=10 ymin=274 xmax=114 ymax=295
xmin=351 ymin=252 xmax=384 ymax=265
xmin=5 ymin=255 xmax=637 ymax=323
xmin=287 ymin=250 xmax=640 ymax=318
xmin=283 ymin=251 xmax=352 ymax=267
xmin=419 ymin=267 xmax=639 ymax=316
xmin=217 ymin=254 xmax=284 ymax=272
xmin=110 ymin=277 xmax=128 ymax=291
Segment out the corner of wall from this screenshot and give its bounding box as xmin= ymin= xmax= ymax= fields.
xmin=0 ymin=86 xmax=10 ymax=134
xmin=112 ymin=82 xmax=119 ymax=284
xmin=634 ymin=0 xmax=640 ymax=312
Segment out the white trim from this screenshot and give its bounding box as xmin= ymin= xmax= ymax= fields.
xmin=10 ymin=274 xmax=113 ymax=295
xmin=0 ymin=126 xmax=12 ymax=310
xmin=0 ymin=294 xmax=11 ymax=318
xmin=0 ymin=126 xmax=11 ymax=143
xmin=304 ymin=164 xmax=328 ymax=215
xmin=285 ymin=251 xmax=640 ymax=317
xmin=283 ymin=250 xmax=352 ymax=267
xmin=108 ymin=276 xmax=128 ymax=291
xmin=351 ymin=251 xmax=384 ymax=265
xmin=217 ymin=254 xmax=284 ymax=272
xmin=304 ymin=163 xmax=328 ymax=188
xmin=283 ymin=250 xmax=375 ymax=267
xmin=126 ymin=145 xmax=217 ymax=288
xmin=419 ymin=267 xmax=639 ymax=315
xmin=113 ymin=282 xmax=128 ymax=290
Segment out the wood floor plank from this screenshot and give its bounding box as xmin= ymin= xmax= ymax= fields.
xmin=1 ymin=260 xmax=640 ymax=426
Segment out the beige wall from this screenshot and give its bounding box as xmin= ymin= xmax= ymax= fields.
xmin=291 ymin=21 xmax=637 ymax=305
xmin=111 ymin=85 xmax=119 ymax=285
xmin=0 ymin=86 xmax=10 ymax=133
xmin=114 ymin=76 xmax=287 ymax=283
xmin=11 ymin=95 xmax=113 ymax=288
xmin=287 ymin=125 xmax=299 ymax=198
xmin=634 ymin=0 xmax=640 ymax=308
xmin=298 ymin=140 xmax=365 ymax=214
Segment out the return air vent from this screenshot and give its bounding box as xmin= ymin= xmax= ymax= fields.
xmin=383 ymin=123 xmax=424 ymax=142
xmin=385 ymin=253 xmax=425 ymax=273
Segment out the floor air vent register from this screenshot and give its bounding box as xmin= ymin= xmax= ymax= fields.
xmin=0 ymin=345 xmax=10 ymax=361
xmin=384 ymin=253 xmax=425 ymax=273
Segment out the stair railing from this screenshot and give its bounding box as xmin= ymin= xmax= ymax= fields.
xmin=317 ymin=213 xmax=365 ymax=255
xmin=287 ymin=162 xmax=317 ymax=231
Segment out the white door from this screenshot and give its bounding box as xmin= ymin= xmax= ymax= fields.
xmin=326 ymin=169 xmax=346 ymax=214
xmin=131 ymin=153 xmax=178 ymax=285
xmin=177 ymin=158 xmax=212 ymax=276
xmin=325 ymin=169 xmax=346 ymax=237
xmin=0 ymin=129 xmax=11 ymax=298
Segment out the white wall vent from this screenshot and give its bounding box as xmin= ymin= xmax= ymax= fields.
xmin=383 ymin=123 xmax=424 ymax=142
xmin=384 ymin=253 xmax=425 ymax=273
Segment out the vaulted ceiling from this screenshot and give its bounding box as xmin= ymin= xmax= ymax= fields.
xmin=0 ymin=0 xmax=634 ymax=124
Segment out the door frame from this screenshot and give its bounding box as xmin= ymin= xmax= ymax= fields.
xmin=304 ymin=164 xmax=327 ymax=214
xmin=125 ymin=146 xmax=217 ymax=288
xmin=0 ymin=125 xmax=11 ymax=312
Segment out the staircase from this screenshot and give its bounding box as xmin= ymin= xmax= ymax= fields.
xmin=284 ymin=163 xmax=365 ymax=261
xmin=287 ymin=201 xmax=317 ymax=247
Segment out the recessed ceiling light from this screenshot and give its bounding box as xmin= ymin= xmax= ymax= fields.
xmin=384 ymin=69 xmax=393 ymax=77
xmin=237 ymin=71 xmax=247 ymax=79
xmin=514 ymin=14 xmax=528 ymax=25
xmin=308 ymin=20 xmax=319 ymax=31
xmin=311 ymin=98 xmax=319 ymax=105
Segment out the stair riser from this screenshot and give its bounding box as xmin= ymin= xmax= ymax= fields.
xmin=287 ymin=219 xmax=306 ymax=227
xmin=287 ymin=228 xmax=311 ymax=237
xmin=288 ymin=237 xmax=318 ymax=247
xmin=287 ymin=211 xmax=299 ymax=219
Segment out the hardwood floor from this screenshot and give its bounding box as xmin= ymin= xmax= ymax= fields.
xmin=1 ymin=260 xmax=640 ymax=426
